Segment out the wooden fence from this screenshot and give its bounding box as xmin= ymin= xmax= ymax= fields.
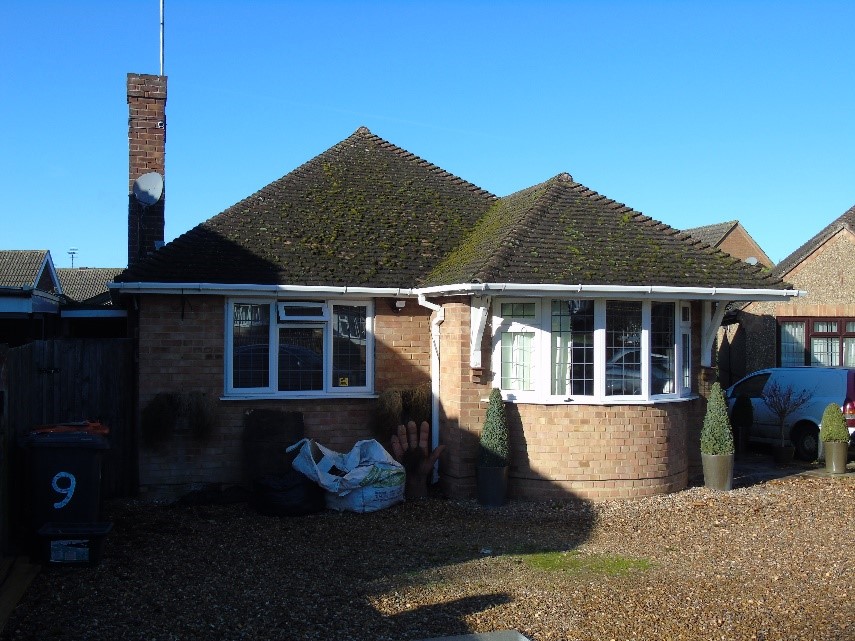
xmin=4 ymin=339 xmax=135 ymax=501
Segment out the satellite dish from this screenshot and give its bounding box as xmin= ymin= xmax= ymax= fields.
xmin=745 ymin=257 xmax=759 ymax=266
xmin=133 ymin=172 xmax=164 ymax=206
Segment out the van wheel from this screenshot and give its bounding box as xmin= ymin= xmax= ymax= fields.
xmin=792 ymin=422 xmax=819 ymax=461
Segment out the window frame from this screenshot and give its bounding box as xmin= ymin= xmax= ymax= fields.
xmin=491 ymin=297 xmax=690 ymax=404
xmin=777 ymin=316 xmax=855 ymax=367
xmin=225 ymin=298 xmax=374 ymax=398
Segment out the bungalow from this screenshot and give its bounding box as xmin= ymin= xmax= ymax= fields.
xmin=113 ymin=74 xmax=800 ymax=501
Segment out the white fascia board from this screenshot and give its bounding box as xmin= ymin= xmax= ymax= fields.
xmin=110 ymin=282 xmax=416 ymax=298
xmin=414 ymin=282 xmax=805 ymax=302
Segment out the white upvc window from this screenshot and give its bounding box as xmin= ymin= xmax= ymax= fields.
xmin=225 ymin=299 xmax=373 ymax=397
xmin=492 ymin=298 xmax=690 ymax=403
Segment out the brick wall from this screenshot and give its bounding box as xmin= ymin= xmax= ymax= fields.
xmin=740 ymin=230 xmax=855 ymax=373
xmin=719 ymin=227 xmax=773 ymax=268
xmin=436 ymin=298 xmax=704 ymax=501
xmin=135 ymin=294 xmax=433 ymax=497
xmin=127 ymin=73 xmax=166 ymax=268
xmin=135 ymin=293 xmax=708 ymax=501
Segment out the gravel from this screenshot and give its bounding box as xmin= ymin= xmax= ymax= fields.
xmin=3 ymin=472 xmax=854 ymax=641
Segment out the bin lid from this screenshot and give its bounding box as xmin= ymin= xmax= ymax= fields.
xmin=26 ymin=431 xmax=109 ymax=449
xmin=31 ymin=421 xmax=109 ymax=436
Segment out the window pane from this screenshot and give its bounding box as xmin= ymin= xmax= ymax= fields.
xmin=811 ymin=337 xmax=839 ymax=366
xmin=844 ymin=338 xmax=855 ymax=366
xmin=332 ymin=305 xmax=367 ymax=387
xmin=847 ymin=322 xmax=855 ymax=334
xmin=681 ymin=332 xmax=691 ymax=390
xmin=651 ymin=303 xmax=675 ymax=394
xmin=550 ymin=300 xmax=594 ymax=395
xmin=605 ymin=301 xmax=642 ymax=395
xmin=813 ymin=321 xmax=837 ymax=333
xmin=501 ymin=331 xmax=534 ymax=391
xmin=501 ymin=302 xmax=536 ymax=319
xmin=780 ymin=321 xmax=806 ymax=366
xmin=232 ymin=304 xmax=270 ymax=388
xmin=278 ymin=327 xmax=324 ymax=391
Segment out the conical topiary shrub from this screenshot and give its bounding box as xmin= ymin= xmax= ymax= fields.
xmin=477 ymin=388 xmax=510 ymax=506
xmin=700 ymin=382 xmax=735 ymax=491
xmin=820 ymin=403 xmax=849 ymax=443
xmin=820 ymin=403 xmax=850 ymax=474
xmin=701 ymin=382 xmax=735 ymax=456
xmin=479 ymin=388 xmax=509 ymax=467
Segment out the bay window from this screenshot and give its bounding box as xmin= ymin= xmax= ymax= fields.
xmin=493 ymin=298 xmax=689 ymax=402
xmin=227 ymin=299 xmax=372 ymax=396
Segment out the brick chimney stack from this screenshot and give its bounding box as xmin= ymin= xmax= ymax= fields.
xmin=127 ymin=73 xmax=167 ymax=268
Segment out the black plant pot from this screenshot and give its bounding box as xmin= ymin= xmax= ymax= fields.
xmin=477 ymin=465 xmax=509 ymax=507
xmin=772 ymin=444 xmax=795 ymax=466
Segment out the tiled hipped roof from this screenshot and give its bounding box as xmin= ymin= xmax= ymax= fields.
xmin=773 ymin=203 xmax=855 ymax=278
xmin=117 ymin=128 xmax=788 ymax=292
xmin=117 ymin=128 xmax=495 ymax=287
xmin=426 ymin=175 xmax=782 ymax=289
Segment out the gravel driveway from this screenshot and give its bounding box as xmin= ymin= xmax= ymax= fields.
xmin=3 ymin=470 xmax=854 ymax=641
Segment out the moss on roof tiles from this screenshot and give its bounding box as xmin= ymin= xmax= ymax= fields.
xmin=117 ymin=129 xmax=787 ymax=292
xmin=424 ymin=175 xmax=785 ymax=290
xmin=117 ymin=128 xmax=495 ymax=287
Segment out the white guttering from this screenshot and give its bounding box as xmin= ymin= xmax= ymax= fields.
xmin=414 ymin=282 xmax=806 ymax=302
xmin=110 ymin=282 xmax=417 ymax=297
xmin=417 ymin=294 xmax=444 ymax=483
xmin=111 ymin=280 xmax=806 ymax=303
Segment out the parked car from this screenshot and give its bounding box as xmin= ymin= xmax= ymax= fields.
xmin=724 ymin=367 xmax=855 ymax=460
xmin=605 ymin=349 xmax=675 ymax=395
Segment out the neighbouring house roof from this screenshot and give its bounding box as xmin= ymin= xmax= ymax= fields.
xmin=773 ymin=203 xmax=855 ymax=278
xmin=115 ymin=128 xmax=789 ymax=294
xmin=0 ymin=249 xmax=59 ymax=292
xmin=683 ymin=220 xmax=773 ymax=268
xmin=57 ymin=268 xmax=124 ymax=305
xmin=683 ymin=221 xmax=738 ymax=248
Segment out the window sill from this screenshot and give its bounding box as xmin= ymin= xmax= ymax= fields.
xmin=497 ymin=394 xmax=699 ymax=406
xmin=220 ymin=392 xmax=379 ymax=401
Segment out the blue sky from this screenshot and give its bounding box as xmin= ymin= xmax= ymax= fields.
xmin=2 ymin=1 xmax=853 ymax=269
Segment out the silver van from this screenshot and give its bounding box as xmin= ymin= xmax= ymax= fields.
xmin=724 ymin=367 xmax=855 ymax=461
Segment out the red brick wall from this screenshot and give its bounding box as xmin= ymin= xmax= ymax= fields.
xmin=127 ymin=73 xmax=166 ymax=267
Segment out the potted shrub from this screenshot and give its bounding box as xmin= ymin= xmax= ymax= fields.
xmin=477 ymin=388 xmax=510 ymax=506
xmin=820 ymin=403 xmax=850 ymax=474
xmin=700 ymin=382 xmax=735 ymax=491
xmin=762 ymin=380 xmax=812 ymax=465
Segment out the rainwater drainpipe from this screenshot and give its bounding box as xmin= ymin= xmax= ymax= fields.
xmin=417 ymin=294 xmax=444 ymax=482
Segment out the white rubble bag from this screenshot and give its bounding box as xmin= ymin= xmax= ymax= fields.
xmin=286 ymin=438 xmax=405 ymax=513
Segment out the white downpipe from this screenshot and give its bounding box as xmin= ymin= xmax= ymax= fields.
xmin=418 ymin=294 xmax=444 ymax=482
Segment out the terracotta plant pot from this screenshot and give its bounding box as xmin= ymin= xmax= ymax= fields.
xmin=824 ymin=441 xmax=849 ymax=474
xmin=701 ymin=452 xmax=734 ymax=491
xmin=477 ymin=465 xmax=509 ymax=507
